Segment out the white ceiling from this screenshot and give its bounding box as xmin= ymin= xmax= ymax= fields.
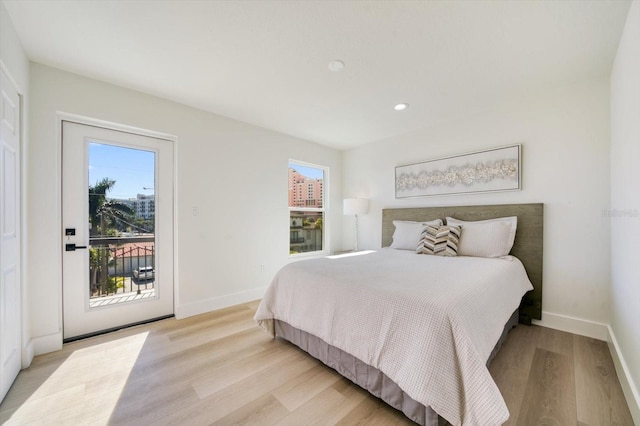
xmin=3 ymin=0 xmax=631 ymax=150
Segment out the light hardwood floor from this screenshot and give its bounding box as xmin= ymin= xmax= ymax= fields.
xmin=0 ymin=301 xmax=634 ymax=425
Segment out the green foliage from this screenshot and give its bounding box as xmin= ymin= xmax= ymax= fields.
xmin=89 ymin=247 xmax=99 ymax=267
xmin=107 ymin=276 xmax=125 ymax=293
xmin=89 ymin=177 xmax=115 ymax=223
xmin=133 ymin=218 xmax=154 ymax=233
xmin=88 ymin=177 xmax=134 ymax=236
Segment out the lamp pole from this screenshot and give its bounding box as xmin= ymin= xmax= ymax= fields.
xmin=343 ymin=198 xmax=369 ymax=252
xmin=353 ymin=214 xmax=358 ymax=252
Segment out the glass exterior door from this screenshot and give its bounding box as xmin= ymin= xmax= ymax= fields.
xmin=62 ymin=121 xmax=174 ymax=340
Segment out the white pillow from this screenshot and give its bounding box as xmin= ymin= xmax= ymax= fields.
xmin=446 ymin=216 xmax=517 ymax=258
xmin=390 ymin=219 xmax=443 ymax=250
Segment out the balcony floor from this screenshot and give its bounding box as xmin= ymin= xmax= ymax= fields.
xmin=89 ymin=288 xmax=156 ymax=308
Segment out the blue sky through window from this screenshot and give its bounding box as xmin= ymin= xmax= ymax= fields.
xmin=89 ymin=142 xmax=155 ymax=200
xmin=289 ymin=162 xmax=323 ymax=180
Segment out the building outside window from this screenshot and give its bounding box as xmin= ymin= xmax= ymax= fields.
xmin=289 ymin=160 xmax=327 ymax=255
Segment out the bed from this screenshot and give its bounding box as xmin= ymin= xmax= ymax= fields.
xmin=255 ymin=203 xmax=543 ymax=425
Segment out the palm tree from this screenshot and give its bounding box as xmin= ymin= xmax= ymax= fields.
xmin=88 ymin=178 xmax=134 ymax=295
xmin=89 ymin=178 xmax=134 ymax=236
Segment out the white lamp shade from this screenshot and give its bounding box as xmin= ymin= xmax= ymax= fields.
xmin=343 ymin=198 xmax=369 ymax=215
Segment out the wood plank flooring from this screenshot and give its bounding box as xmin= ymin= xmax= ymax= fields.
xmin=0 ymin=301 xmax=634 ymax=425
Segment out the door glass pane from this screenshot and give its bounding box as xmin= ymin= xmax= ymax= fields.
xmin=88 ymin=142 xmax=156 ymax=308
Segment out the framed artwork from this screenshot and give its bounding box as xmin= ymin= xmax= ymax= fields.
xmin=395 ymin=144 xmax=521 ymax=198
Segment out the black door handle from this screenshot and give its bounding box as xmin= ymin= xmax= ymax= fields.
xmin=66 ymin=243 xmax=88 ymax=252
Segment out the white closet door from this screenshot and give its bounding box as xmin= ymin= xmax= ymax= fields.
xmin=0 ymin=68 xmax=22 ymax=402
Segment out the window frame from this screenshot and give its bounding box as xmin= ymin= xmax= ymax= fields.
xmin=288 ymin=159 xmax=329 ymax=257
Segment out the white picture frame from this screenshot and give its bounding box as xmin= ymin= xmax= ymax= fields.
xmin=395 ymin=144 xmax=521 ymax=198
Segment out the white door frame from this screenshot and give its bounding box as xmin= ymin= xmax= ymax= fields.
xmin=56 ymin=112 xmax=179 ymax=341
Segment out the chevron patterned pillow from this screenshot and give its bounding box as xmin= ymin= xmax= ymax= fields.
xmin=416 ymin=225 xmax=461 ymax=256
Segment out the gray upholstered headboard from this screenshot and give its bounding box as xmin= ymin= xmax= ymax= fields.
xmin=382 ymin=203 xmax=543 ymax=324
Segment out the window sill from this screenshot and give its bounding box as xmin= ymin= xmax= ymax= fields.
xmin=289 ymin=251 xmax=329 ymax=260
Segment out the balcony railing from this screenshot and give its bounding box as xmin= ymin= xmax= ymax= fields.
xmin=89 ymin=236 xmax=155 ymax=299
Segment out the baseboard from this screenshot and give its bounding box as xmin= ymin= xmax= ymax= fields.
xmin=22 ymin=339 xmax=34 ymax=368
xmin=29 ymin=287 xmax=268 ymax=355
xmin=175 ymin=285 xmax=268 ymax=319
xmin=31 ymin=331 xmax=63 ymax=356
xmin=531 ymin=311 xmax=608 ymax=341
xmin=607 ymin=326 xmax=640 ymax=425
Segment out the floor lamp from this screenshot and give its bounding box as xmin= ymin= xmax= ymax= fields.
xmin=343 ymin=198 xmax=369 ymax=251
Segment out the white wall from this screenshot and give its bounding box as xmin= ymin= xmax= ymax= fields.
xmin=343 ymin=77 xmax=612 ymax=335
xmin=1 ymin=1 xmax=31 ymax=366
xmin=610 ymin=0 xmax=640 ymax=421
xmin=0 ymin=2 xmax=28 ymax=91
xmin=28 ymin=63 xmax=342 ymax=354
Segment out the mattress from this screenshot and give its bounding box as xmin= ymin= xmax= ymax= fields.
xmin=255 ymin=249 xmax=533 ymax=425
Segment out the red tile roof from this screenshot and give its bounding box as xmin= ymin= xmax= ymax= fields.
xmin=109 ymin=242 xmax=154 ymax=258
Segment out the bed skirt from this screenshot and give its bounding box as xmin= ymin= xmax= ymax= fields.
xmin=274 ymin=308 xmax=519 ymax=426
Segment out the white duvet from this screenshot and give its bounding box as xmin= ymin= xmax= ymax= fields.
xmin=254 ymin=249 xmax=533 ymax=425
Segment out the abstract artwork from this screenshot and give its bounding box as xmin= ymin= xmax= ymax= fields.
xmin=395 ymin=145 xmax=521 ymax=198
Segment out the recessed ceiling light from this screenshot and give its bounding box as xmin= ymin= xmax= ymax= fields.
xmin=328 ymin=60 xmax=345 ymax=72
xmin=394 ymin=103 xmax=409 ymax=111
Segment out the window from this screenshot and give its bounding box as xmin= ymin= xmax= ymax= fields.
xmin=289 ymin=160 xmax=327 ymax=255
